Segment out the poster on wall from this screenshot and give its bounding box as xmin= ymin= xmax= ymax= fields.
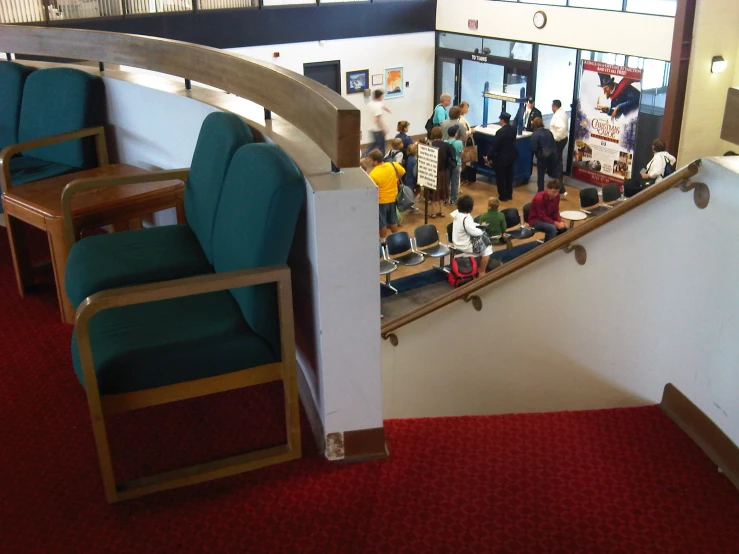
xmin=572 ymin=60 xmax=643 ymax=186
xmin=384 ymin=67 xmax=403 ymax=99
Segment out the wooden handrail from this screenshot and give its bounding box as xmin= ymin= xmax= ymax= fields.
xmin=0 ymin=25 xmax=361 ymax=168
xmin=381 ymin=161 xmax=702 ymax=336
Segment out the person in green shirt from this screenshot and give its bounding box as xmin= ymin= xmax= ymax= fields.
xmin=478 ymin=197 xmax=508 ymax=238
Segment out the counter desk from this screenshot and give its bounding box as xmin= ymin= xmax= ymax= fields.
xmin=471 ymin=125 xmax=533 ymax=186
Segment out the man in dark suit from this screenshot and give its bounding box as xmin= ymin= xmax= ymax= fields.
xmin=516 ymin=97 xmax=543 ymax=133
xmin=488 ymin=112 xmax=518 ymax=202
xmin=598 ymin=73 xmax=641 ymax=119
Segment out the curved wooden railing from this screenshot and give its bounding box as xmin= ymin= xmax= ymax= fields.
xmin=382 ymin=161 xmax=703 ymax=338
xmin=0 ymin=25 xmax=361 ymax=168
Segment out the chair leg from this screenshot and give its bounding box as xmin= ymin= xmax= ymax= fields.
xmin=382 ymin=273 xmax=398 ymax=294
xmin=5 ymin=214 xmax=34 ymax=296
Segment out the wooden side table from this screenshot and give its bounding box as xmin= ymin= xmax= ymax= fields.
xmin=1 ymin=164 xmax=185 ymax=324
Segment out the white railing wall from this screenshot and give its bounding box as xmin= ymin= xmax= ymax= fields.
xmin=382 ymin=157 xmax=739 ymax=446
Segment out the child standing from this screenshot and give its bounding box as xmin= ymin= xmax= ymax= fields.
xmin=384 ymin=138 xmax=405 ymax=164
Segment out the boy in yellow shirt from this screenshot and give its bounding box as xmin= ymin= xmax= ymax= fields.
xmin=367 ymin=149 xmax=405 ymax=239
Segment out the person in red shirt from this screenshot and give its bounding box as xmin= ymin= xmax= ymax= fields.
xmin=528 ymin=179 xmax=567 ymax=241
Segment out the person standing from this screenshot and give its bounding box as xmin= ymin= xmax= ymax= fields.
xmin=367 ymin=149 xmax=404 ymax=239
xmin=441 ymin=106 xmax=468 ymax=143
xmin=459 ymin=101 xmax=475 ymax=144
xmin=549 ymin=99 xmax=569 ymax=194
xmin=528 ymin=179 xmax=567 ymax=242
xmin=428 ymin=126 xmax=454 ymax=218
xmin=446 ymin=124 xmax=464 ymax=205
xmin=530 ymin=117 xmax=559 ymax=193
xmin=362 ymin=90 xmax=391 ymax=157
xmin=488 ymin=112 xmax=518 ymax=202
xmin=433 ymin=93 xmax=452 ymax=126
xmin=516 ymin=96 xmax=542 ymax=133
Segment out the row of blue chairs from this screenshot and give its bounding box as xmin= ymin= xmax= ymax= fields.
xmin=380 ymin=225 xmax=451 ymax=293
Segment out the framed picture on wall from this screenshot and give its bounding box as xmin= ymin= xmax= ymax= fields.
xmin=385 ymin=67 xmax=403 ymax=99
xmin=371 ymin=74 xmax=383 ymax=86
xmin=346 ymin=69 xmax=369 ymax=94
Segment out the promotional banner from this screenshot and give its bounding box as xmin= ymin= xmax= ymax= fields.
xmin=572 ymin=60 xmax=643 ymax=186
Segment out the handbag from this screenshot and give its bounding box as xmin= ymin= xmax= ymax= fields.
xmin=462 ymin=145 xmax=478 ymax=164
xmin=467 ymin=217 xmax=492 ymax=254
xmin=390 ymin=162 xmax=414 ymax=211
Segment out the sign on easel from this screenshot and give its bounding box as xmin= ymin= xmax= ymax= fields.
xmin=417 ymin=144 xmax=438 ymax=190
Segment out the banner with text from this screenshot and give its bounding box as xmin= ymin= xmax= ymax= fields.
xmin=417 ymin=144 xmax=438 ymax=190
xmin=572 ymin=60 xmax=642 ymax=187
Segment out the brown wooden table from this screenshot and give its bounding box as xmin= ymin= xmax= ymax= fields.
xmin=1 ymin=164 xmax=185 ymax=324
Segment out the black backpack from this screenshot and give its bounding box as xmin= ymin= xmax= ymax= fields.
xmin=663 ymin=156 xmax=675 ymax=178
xmin=425 ymin=104 xmax=443 ymax=138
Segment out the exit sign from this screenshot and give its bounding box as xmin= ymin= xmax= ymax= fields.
xmin=468 ymin=19 xmax=479 ymax=30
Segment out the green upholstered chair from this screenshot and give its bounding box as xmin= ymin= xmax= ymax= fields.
xmin=72 ymin=142 xmax=306 ymax=502
xmin=63 ymin=111 xmax=254 ymax=309
xmin=0 ymin=67 xmax=108 ymax=213
xmin=0 ymin=61 xmax=34 ymax=152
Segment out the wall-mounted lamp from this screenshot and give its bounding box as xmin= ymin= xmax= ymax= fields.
xmin=711 ymin=55 xmax=727 ymax=73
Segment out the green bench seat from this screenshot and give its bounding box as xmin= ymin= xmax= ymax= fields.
xmin=64 ymin=111 xmax=254 ymax=307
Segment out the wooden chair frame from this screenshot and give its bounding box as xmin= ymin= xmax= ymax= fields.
xmin=0 ymin=126 xmax=109 ymax=193
xmin=61 ymin=169 xmax=190 ymax=246
xmin=74 ymin=264 xmax=301 ymax=503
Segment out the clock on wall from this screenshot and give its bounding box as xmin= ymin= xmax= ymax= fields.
xmin=533 ymin=10 xmax=547 ymax=29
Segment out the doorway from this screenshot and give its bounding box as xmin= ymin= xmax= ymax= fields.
xmin=303 ymin=60 xmax=341 ymax=94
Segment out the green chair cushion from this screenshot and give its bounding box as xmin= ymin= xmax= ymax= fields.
xmin=0 ymin=61 xmax=33 ymax=150
xmin=185 ymin=112 xmax=254 ymax=263
xmin=0 ymin=156 xmax=77 ymax=215
xmin=18 ymin=68 xmax=105 ymax=169
xmin=211 ymin=143 xmax=306 ymax=353
xmin=71 ymin=290 xmax=278 ymax=396
xmin=65 ymin=224 xmax=213 ymax=308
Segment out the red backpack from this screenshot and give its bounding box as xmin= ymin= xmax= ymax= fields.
xmin=448 ymin=256 xmax=477 ymax=288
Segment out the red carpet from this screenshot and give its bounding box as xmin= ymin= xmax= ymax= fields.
xmin=1 ymin=230 xmax=738 ymax=553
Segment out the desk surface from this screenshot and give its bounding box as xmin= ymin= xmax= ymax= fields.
xmin=3 ymin=164 xmax=184 ymax=220
xmin=473 ymin=125 xmax=532 ymax=139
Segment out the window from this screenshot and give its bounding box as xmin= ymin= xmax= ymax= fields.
xmin=519 ymin=0 xmax=567 ymax=5
xmin=568 ymin=0 xmax=623 ymax=10
xmin=438 ymin=33 xmax=483 ymax=54
xmin=625 ymin=0 xmax=677 ymax=16
xmin=481 ymin=38 xmax=533 ymax=62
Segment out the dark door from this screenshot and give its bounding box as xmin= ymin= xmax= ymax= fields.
xmin=304 ymin=61 xmax=341 ymax=94
xmin=435 ymin=56 xmax=460 ymax=107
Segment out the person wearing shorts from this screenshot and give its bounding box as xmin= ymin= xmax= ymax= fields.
xmin=367 ymin=149 xmax=405 ymax=239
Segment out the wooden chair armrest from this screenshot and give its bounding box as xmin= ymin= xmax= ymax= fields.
xmin=62 ymin=168 xmax=190 ymax=246
xmin=74 ymin=265 xmax=294 ymax=402
xmin=0 ymin=126 xmax=108 ymax=193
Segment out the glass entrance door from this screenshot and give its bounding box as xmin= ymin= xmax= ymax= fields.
xmin=435 ymin=56 xmax=460 ymax=107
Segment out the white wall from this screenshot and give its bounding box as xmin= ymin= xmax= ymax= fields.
xmin=436 ymin=0 xmax=674 ymax=61
xmin=226 ymin=32 xmax=436 ymax=142
xmin=383 ymin=156 xmax=739 ymax=446
xmin=678 ymin=0 xmax=739 ymax=164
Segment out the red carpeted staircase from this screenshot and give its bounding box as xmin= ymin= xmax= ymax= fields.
xmin=1 ymin=229 xmax=738 ymax=553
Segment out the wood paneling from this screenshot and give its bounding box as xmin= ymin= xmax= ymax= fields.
xmin=720 ymin=88 xmax=739 ymax=147
xmin=0 ymin=25 xmax=360 ymax=168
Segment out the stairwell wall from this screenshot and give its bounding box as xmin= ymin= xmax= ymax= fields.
xmin=382 ymin=157 xmax=739 ymax=447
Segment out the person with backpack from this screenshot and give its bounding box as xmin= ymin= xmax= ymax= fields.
xmin=403 ymin=143 xmax=421 ymax=214
xmin=624 ymin=139 xmax=676 ymax=197
xmin=425 ymin=93 xmax=451 ymax=138
xmin=384 ymin=138 xmax=405 ymax=164
xmin=367 ymin=149 xmax=405 ymax=240
xmin=530 ymin=117 xmax=561 ymax=193
xmin=428 ymin=126 xmax=456 ymax=218
xmin=451 ymin=195 xmax=493 ymax=277
xmin=640 ymin=139 xmax=676 ymax=185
